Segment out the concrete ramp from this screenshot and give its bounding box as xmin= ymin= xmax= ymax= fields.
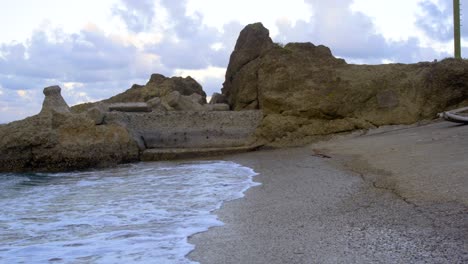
xmin=104 ymin=111 xmax=263 ymax=160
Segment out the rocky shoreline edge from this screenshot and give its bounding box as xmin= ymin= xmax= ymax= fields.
xmin=1 ymin=22 xmax=467 ymax=172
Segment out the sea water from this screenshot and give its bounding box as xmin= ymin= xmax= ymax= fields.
xmin=0 ymin=161 xmax=258 ymax=263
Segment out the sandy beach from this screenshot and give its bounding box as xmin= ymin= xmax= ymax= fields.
xmin=189 ymin=121 xmax=468 ymax=263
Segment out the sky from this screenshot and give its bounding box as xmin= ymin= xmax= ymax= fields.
xmin=0 ymin=0 xmax=465 ymax=123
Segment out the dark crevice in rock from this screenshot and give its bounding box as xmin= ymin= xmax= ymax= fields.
xmin=234 ymin=55 xmax=261 ymax=77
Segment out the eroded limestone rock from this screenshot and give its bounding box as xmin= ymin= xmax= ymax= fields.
xmin=161 ymin=91 xmax=205 ymax=111
xmin=147 ymin=97 xmax=167 ymax=112
xmin=0 ymin=86 xmax=139 ymax=172
xmin=209 ymin=93 xmax=227 ymax=104
xmin=71 ymin=74 xmax=207 ymax=113
xmin=86 ymin=107 xmax=106 ymax=125
xmin=163 ymin=91 xmax=181 ymax=107
xmin=40 ymin=86 xmax=71 ymax=114
xmin=222 ymin=23 xmax=468 ymax=146
xmin=188 ymin=93 xmax=205 ymax=105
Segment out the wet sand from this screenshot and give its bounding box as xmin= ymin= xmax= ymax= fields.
xmin=188 ymin=121 xmax=468 ymax=263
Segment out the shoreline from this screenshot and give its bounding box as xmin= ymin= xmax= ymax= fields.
xmin=188 ymin=121 xmax=468 ymax=263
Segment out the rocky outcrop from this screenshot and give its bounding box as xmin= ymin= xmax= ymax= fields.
xmin=0 ymin=87 xmax=139 ymax=172
xmin=222 ymin=23 xmax=468 ymax=146
xmin=41 ymin=86 xmax=71 ymax=114
xmin=71 ymin=74 xmax=212 ymax=114
xmin=222 ymin=22 xmax=274 ymax=110
xmin=0 ymin=82 xmax=263 ymax=171
xmin=106 ymin=74 xmax=206 ymax=104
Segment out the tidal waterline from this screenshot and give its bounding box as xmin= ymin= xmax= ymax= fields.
xmin=0 ymin=161 xmax=258 ymax=263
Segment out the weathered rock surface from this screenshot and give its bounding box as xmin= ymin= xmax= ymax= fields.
xmin=204 ymin=103 xmax=230 ymax=111
xmin=222 ymin=22 xmax=274 ymax=109
xmin=146 ymin=97 xmax=167 ymax=112
xmin=72 ymin=74 xmax=206 ymax=113
xmin=160 ymin=91 xmax=206 ymax=111
xmin=162 ymin=91 xmax=181 ymax=107
xmin=108 ymin=102 xmax=152 ymax=112
xmin=222 ymin=23 xmax=468 ymax=146
xmin=86 ymin=107 xmax=106 ymax=125
xmin=41 ymin=85 xmax=71 ymax=114
xmin=106 ymin=74 xmax=206 ymax=103
xmin=209 ymin=93 xmax=227 ymax=105
xmin=0 ymin=87 xmax=139 ymax=172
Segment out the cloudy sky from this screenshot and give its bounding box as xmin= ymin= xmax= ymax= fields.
xmin=0 ymin=0 xmax=465 ymax=123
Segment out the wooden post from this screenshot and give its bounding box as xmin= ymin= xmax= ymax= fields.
xmin=454 ymin=0 xmax=461 ymax=59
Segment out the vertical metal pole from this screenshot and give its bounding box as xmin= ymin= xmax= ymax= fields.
xmin=454 ymin=0 xmax=461 ymax=59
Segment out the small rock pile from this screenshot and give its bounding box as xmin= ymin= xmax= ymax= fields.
xmin=72 ymin=74 xmax=230 ymax=114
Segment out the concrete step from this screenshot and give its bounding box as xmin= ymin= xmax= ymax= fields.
xmin=141 ymin=144 xmax=263 ymax=161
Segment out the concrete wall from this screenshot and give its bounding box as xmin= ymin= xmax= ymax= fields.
xmin=105 ymin=111 xmax=263 ymax=149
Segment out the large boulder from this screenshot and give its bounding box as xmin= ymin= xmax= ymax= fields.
xmin=222 ymin=22 xmax=274 ymax=109
xmin=0 ymin=86 xmax=139 ymax=172
xmin=146 ymin=97 xmax=167 ymax=112
xmin=86 ymin=107 xmax=106 ymax=125
xmin=209 ymin=92 xmax=227 ymax=104
xmin=222 ymin=23 xmax=468 ymax=145
xmin=161 ymin=91 xmax=205 ymax=111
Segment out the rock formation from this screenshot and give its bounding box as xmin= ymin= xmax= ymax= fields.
xmin=107 ymin=74 xmax=207 ymax=104
xmin=161 ymin=91 xmax=205 ymax=111
xmin=41 ymin=85 xmax=71 ymax=114
xmin=71 ymin=73 xmax=221 ymax=114
xmin=222 ymin=23 xmax=274 ymax=110
xmin=0 ymin=87 xmax=139 ymax=172
xmin=4 ymin=22 xmax=468 ymax=171
xmin=0 ymin=81 xmax=261 ymax=172
xmin=222 ymin=23 xmax=468 ymax=146
xmin=209 ymin=93 xmax=227 ymax=104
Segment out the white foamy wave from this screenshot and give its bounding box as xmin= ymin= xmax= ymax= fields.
xmin=0 ymin=161 xmax=258 ymax=263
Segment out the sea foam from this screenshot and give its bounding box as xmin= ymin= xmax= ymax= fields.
xmin=0 ymin=161 xmax=258 ymax=263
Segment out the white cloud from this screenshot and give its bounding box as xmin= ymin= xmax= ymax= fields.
xmin=186 ymin=0 xmax=312 ymax=37
xmin=210 ymin=42 xmax=224 ymax=51
xmin=112 ymin=0 xmax=156 ymax=33
xmin=174 ymin=67 xmax=225 ymax=82
xmin=351 ymin=0 xmax=426 ymax=42
xmin=416 ymin=0 xmax=453 ymax=42
xmin=62 ymin=82 xmax=84 ymax=91
xmin=0 ymin=0 xmax=119 ymax=43
xmin=16 ymin=90 xmax=28 ymax=97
